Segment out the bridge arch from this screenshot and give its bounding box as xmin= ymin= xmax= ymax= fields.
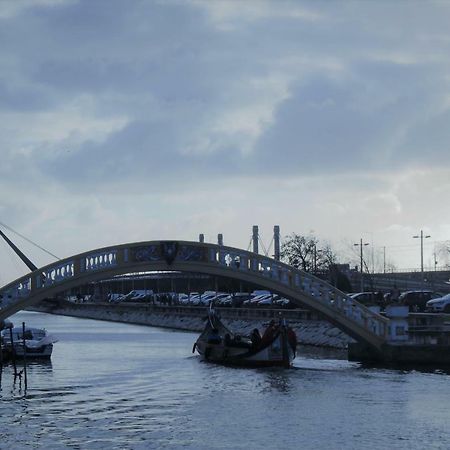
xmin=0 ymin=240 xmax=389 ymax=350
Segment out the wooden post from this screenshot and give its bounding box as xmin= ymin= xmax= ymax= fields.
xmin=22 ymin=322 xmax=28 ymax=390
xmin=0 ymin=330 xmax=3 ymax=374
xmin=9 ymin=326 xmax=17 ymax=377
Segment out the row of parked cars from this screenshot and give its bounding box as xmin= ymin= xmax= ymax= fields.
xmin=106 ymin=290 xmax=293 ymax=308
xmin=178 ymin=291 xmax=291 ymax=308
xmin=350 ymin=290 xmax=450 ymax=313
xmin=78 ymin=288 xmax=450 ymax=313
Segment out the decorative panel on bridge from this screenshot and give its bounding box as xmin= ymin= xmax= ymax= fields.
xmin=0 ymin=240 xmax=390 ymax=350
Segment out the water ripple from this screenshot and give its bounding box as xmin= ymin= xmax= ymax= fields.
xmin=3 ymin=311 xmax=450 ymax=449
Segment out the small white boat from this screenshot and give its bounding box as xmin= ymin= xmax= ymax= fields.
xmin=1 ymin=325 xmax=57 ymax=359
xmin=193 ymin=309 xmax=297 ymax=368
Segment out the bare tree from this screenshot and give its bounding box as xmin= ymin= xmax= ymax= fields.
xmin=436 ymin=241 xmax=450 ymax=268
xmin=280 ymin=233 xmax=337 ymax=274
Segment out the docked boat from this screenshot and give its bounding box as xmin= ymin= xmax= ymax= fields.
xmin=1 ymin=325 xmax=57 ymax=360
xmin=193 ymin=309 xmax=297 ymax=367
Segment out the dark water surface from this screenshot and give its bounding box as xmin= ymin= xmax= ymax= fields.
xmin=1 ymin=311 xmax=449 ymax=449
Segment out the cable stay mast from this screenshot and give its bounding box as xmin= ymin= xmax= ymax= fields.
xmin=0 ymin=228 xmax=38 ymax=272
xmin=0 ymin=221 xmax=60 ymax=273
xmin=0 ymin=221 xmax=60 ymax=261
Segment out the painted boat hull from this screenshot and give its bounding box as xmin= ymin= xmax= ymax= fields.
xmin=194 ymin=311 xmax=297 ymax=368
xmin=195 ymin=334 xmax=295 ymax=368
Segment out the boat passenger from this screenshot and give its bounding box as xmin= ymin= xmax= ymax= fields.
xmin=250 ymin=328 xmax=262 ymax=348
xmin=260 ymin=320 xmax=278 ymax=346
xmin=287 ymin=327 xmax=298 ymax=352
xmin=224 ymin=333 xmax=232 ymax=346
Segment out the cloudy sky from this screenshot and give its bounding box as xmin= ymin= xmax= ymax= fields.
xmin=1 ymin=0 xmax=450 ymax=283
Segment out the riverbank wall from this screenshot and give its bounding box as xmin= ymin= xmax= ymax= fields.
xmin=31 ymin=301 xmax=353 ymax=349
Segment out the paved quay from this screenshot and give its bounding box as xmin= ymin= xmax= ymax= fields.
xmin=30 ymin=302 xmax=353 ymax=349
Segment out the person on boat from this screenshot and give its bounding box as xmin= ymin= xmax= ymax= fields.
xmin=224 ymin=333 xmax=232 ymax=346
xmin=287 ymin=326 xmax=298 ymax=352
xmin=260 ymin=320 xmax=278 ymax=346
xmin=250 ymin=328 xmax=262 ymax=348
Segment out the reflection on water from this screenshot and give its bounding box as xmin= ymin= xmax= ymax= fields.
xmin=259 ymin=369 xmax=293 ymax=394
xmin=1 ymin=311 xmax=450 ymax=449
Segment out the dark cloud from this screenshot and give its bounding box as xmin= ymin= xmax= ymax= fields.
xmin=252 ymin=58 xmax=450 ymax=174
xmin=1 ymin=0 xmax=450 ymax=189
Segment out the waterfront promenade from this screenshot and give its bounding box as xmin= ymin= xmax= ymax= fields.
xmin=31 ymin=300 xmax=352 ymax=349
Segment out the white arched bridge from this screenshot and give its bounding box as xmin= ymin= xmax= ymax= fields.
xmin=0 ymin=240 xmax=390 ymax=351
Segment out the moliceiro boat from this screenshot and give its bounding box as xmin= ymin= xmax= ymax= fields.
xmin=1 ymin=324 xmax=57 ymax=360
xmin=193 ymin=309 xmax=297 ymax=367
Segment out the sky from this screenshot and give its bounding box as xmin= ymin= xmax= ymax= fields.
xmin=1 ymin=0 xmax=450 ymax=284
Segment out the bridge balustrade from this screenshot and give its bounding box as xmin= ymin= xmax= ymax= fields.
xmin=83 ymin=250 xmax=117 ymax=272
xmin=210 ymin=247 xmax=388 ymax=341
xmin=0 ymin=277 xmax=32 ymax=309
xmin=38 ymin=261 xmax=75 ymax=288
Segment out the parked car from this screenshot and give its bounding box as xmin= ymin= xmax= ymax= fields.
xmin=188 ymin=293 xmax=202 ymax=306
xmin=426 ymin=293 xmax=450 ymax=313
xmin=108 ymin=293 xmax=125 ymax=303
xmin=257 ymin=297 xmax=273 ymax=306
xmin=209 ymin=293 xmax=230 ymax=305
xmin=398 ymin=290 xmax=442 ymax=312
xmin=350 ymin=292 xmax=384 ymax=307
xmin=199 ymin=293 xmax=228 ymax=306
xmin=217 ymin=293 xmax=252 ymax=307
xmin=274 ymin=297 xmax=291 ymax=308
xmin=243 ymin=294 xmax=272 ymax=307
xmin=174 ymin=293 xmax=188 ymax=305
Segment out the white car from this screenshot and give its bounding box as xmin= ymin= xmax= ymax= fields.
xmin=198 ymin=293 xmax=218 ymax=306
xmin=243 ymin=294 xmax=272 ymax=306
xmin=177 ymin=293 xmax=190 ymax=305
xmin=108 ymin=293 xmax=125 ymax=303
xmin=207 ymin=293 xmax=230 ymax=306
xmin=188 ymin=294 xmax=202 ymax=305
xmin=426 ymin=293 xmax=450 ymax=313
xmin=257 ymin=297 xmax=273 ymax=306
xmin=274 ymin=297 xmax=291 ymax=307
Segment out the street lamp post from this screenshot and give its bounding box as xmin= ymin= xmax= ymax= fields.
xmin=413 ymin=230 xmax=431 ymax=290
xmin=312 ymin=244 xmax=322 ymax=274
xmin=354 ymin=239 xmax=369 ymax=292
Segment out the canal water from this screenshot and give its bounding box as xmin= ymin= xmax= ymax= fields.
xmin=1 ymin=311 xmax=450 ymax=449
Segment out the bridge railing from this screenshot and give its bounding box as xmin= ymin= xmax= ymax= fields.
xmin=0 ymin=240 xmax=389 ymax=342
xmin=209 ymin=244 xmax=389 ymax=339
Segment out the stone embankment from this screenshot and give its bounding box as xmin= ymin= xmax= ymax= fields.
xmin=32 ymin=301 xmax=353 ymax=349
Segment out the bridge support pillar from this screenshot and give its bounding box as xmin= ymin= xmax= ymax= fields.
xmin=274 ymin=225 xmax=280 ymax=260
xmin=252 ymin=226 xmax=259 ymax=254
xmin=348 ymin=342 xmax=383 ymax=363
xmin=349 ymin=341 xmax=450 ymax=366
